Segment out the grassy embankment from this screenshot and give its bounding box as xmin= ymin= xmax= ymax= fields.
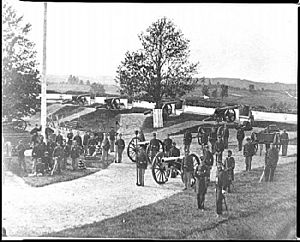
xmin=44 ymin=161 xmax=296 ymax=239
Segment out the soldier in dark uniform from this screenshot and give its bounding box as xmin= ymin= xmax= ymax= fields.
xmin=138 ymin=129 xmax=146 ymax=142
xmin=214 ymin=136 xmax=225 ymax=164
xmin=82 ymin=131 xmax=90 ymax=155
xmin=115 ymin=133 xmax=125 ymax=163
xmin=31 ymin=132 xmax=39 ymax=147
xmin=70 ymin=140 xmax=82 ymax=171
xmin=149 ymin=133 xmax=161 ymax=162
xmin=236 ymin=126 xmax=245 ymax=151
xmin=209 ymin=127 xmax=218 ymax=154
xmin=16 ymin=140 xmax=27 ymax=175
xmin=224 ymin=150 xmax=235 ymax=193
xmin=109 ymin=127 xmax=117 ymax=153
xmin=280 ymin=129 xmax=289 ymax=156
xmin=73 ymin=131 xmax=83 ymax=147
xmin=182 ymin=149 xmax=194 ymax=190
xmin=47 ymin=138 xmax=56 ymax=158
xmin=183 ymin=130 xmax=193 ymax=153
xmin=273 ymin=132 xmax=281 ymax=152
xmin=170 ymin=142 xmax=180 ymax=157
xmin=42 ymin=151 xmax=52 ymax=172
xmin=203 ymin=145 xmax=214 ymax=182
xmin=51 ymin=142 xmax=64 ymax=175
xmin=163 ymin=134 xmax=173 ymax=157
xmin=264 ymin=143 xmax=279 ymax=182
xmin=87 ymin=133 xmax=97 ymax=156
xmin=67 ymin=129 xmax=74 ymax=146
xmin=45 ymin=124 xmax=54 ymax=141
xmin=62 ymin=139 xmax=70 ymax=170
xmin=136 ymin=144 xmax=148 ymax=186
xmin=102 ymin=133 xmax=110 ymax=162
xmin=194 ymin=157 xmax=209 ymax=210
xmin=243 ymin=137 xmax=255 ymax=171
xmin=215 ymin=163 xmax=229 ymax=217
xmin=55 ymin=130 xmax=64 ymax=146
xmin=223 ymin=124 xmax=229 ymax=149
xmin=96 ymin=129 xmax=104 ymax=147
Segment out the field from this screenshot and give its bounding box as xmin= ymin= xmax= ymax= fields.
xmin=44 ymin=161 xmax=296 ymax=239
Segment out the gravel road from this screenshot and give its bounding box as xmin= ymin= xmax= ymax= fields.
xmin=2 ymin=123 xmax=297 ymax=238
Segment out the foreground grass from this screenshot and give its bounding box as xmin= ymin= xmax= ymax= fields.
xmin=44 ymin=161 xmax=296 ymax=239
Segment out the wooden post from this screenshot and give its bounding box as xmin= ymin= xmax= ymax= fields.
xmin=41 ymin=2 xmax=47 ymax=142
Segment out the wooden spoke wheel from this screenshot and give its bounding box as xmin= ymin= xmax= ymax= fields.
xmin=127 ymin=137 xmax=142 ymax=162
xmin=180 ymin=153 xmax=200 ymax=187
xmin=146 ymin=139 xmax=164 ymax=164
xmin=152 ymin=152 xmax=170 ymax=185
xmin=224 ymin=108 xmax=236 ymax=122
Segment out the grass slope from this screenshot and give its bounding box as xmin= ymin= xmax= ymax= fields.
xmin=44 ymin=161 xmax=296 ymax=239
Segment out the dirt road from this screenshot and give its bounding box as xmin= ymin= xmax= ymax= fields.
xmin=2 ymin=127 xmax=297 ymax=238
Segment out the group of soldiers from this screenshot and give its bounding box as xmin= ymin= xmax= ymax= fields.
xmin=15 ymin=124 xmax=126 ymax=176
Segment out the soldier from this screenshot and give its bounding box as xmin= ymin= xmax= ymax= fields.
xmin=102 ymin=133 xmax=110 ymax=162
xmin=45 ymin=124 xmax=54 ymax=141
xmin=31 ymin=143 xmax=39 ymax=174
xmin=203 ymin=145 xmax=214 ymax=182
xmin=236 ymin=126 xmax=245 ymax=151
xmin=163 ymin=134 xmax=173 ymax=157
xmin=214 ymin=136 xmax=225 ymax=164
xmin=273 ymin=132 xmax=281 ymax=151
xmin=138 ymin=129 xmax=146 ymax=142
xmin=47 ymin=138 xmax=56 ymax=158
xmin=264 ymin=143 xmax=279 ymax=182
xmin=136 ymin=144 xmax=148 ymax=186
xmin=67 ymin=129 xmax=74 ymax=146
xmin=109 ymin=127 xmax=117 ymax=153
xmin=62 ymin=139 xmax=70 ymax=170
xmin=96 ymin=129 xmax=104 ymax=147
xmin=42 ymin=151 xmax=52 ymax=172
xmin=149 ymin=133 xmax=161 ymax=162
xmin=194 ymin=157 xmax=209 ymax=210
xmin=223 ymin=124 xmax=229 ymax=149
xmin=243 ymin=137 xmax=255 ymax=171
xmin=215 ymin=163 xmax=229 ymax=217
xmin=280 ymin=129 xmax=289 ymax=156
xmin=224 ymin=150 xmax=235 ymax=193
xmin=199 ymin=129 xmax=209 ymax=147
xmin=73 ymin=131 xmax=83 ymax=147
xmin=209 ymin=127 xmax=218 ymax=154
xmin=170 ymin=142 xmax=180 ymax=157
xmin=55 ymin=130 xmax=64 ymax=146
xmin=16 ymin=140 xmax=27 ymax=175
xmin=183 ymin=130 xmax=193 ymax=153
xmin=51 ymin=141 xmax=64 ymax=176
xmin=181 ymin=149 xmax=194 ymax=190
xmin=31 ymin=131 xmax=39 ymax=147
xmin=82 ymin=131 xmax=90 ymax=155
xmin=70 ymin=140 xmax=82 ymax=171
xmin=87 ymin=133 xmax=97 ymax=156
xmin=115 ymin=133 xmax=125 ymax=163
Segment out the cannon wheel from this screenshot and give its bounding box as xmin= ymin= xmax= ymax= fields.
xmin=146 ymin=139 xmax=164 ymax=164
xmin=152 ymin=152 xmax=170 ymax=184
xmin=127 ymin=137 xmax=142 ymax=162
xmin=180 ymin=153 xmax=200 ymax=187
xmin=13 ymin=119 xmax=27 ymax=132
xmin=224 ymin=108 xmax=236 ymax=122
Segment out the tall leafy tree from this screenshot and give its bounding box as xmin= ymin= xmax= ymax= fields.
xmin=116 ymin=17 xmax=199 ymax=104
xmin=2 ymin=1 xmax=41 ymax=120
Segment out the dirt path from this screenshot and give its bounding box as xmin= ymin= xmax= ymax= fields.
xmin=2 ymin=126 xmax=297 ymax=238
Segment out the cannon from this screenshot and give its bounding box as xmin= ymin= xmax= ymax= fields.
xmin=151 ymin=152 xmax=200 ymax=185
xmin=2 ymin=117 xmax=28 ymax=132
xmin=204 ymin=105 xmax=239 ymax=123
xmin=62 ymin=94 xmax=89 ymax=106
xmin=127 ymin=138 xmax=164 ymax=163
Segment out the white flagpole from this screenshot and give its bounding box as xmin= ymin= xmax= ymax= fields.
xmin=41 ymin=2 xmax=47 ymax=142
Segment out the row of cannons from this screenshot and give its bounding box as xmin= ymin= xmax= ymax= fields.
xmin=127 ymin=124 xmax=280 ymax=186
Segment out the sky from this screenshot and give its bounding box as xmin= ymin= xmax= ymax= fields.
xmin=5 ymin=1 xmax=298 ymax=84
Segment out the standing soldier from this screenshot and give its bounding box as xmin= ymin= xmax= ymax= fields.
xmin=280 ymin=129 xmax=289 ymax=156
xmin=194 ymin=157 xmax=209 ymax=211
xmin=170 ymin=142 xmax=181 ymax=178
xmin=203 ymin=145 xmax=214 ymax=182
xmin=96 ymin=129 xmax=104 ymax=147
xmin=136 ymin=144 xmax=148 ymax=186
xmin=115 ymin=133 xmax=125 ymax=163
xmin=55 ymin=130 xmax=64 ymax=146
xmin=45 ymin=124 xmax=54 ymax=141
xmin=102 ymin=133 xmax=110 ymax=163
xmin=82 ymin=131 xmax=90 ymax=155
xmin=149 ymin=133 xmax=161 ymax=163
xmin=87 ymin=133 xmax=97 ymax=156
xmin=109 ymin=127 xmax=117 ymax=153
xmin=224 ymin=150 xmax=235 ymax=193
xmin=67 ymin=129 xmax=74 ymax=146
xmin=223 ymin=124 xmax=229 ymax=149
xmin=215 ymin=163 xmax=229 ymax=218
xmin=163 ymin=134 xmax=173 ymax=157
xmin=16 ymin=140 xmax=27 ymax=176
xmin=51 ymin=142 xmax=64 ymax=176
xmin=236 ymin=126 xmax=245 ymax=151
xmin=73 ymin=131 xmax=83 ymax=148
xmin=31 ymin=143 xmax=39 ymax=174
xmin=138 ymin=129 xmax=146 ymax=142
xmin=181 ymin=149 xmax=194 ymax=190
xmin=264 ymin=143 xmax=279 ymax=182
xmin=47 ymin=138 xmax=56 ymax=158
xmin=31 ymin=131 xmax=39 ymax=148
xmin=214 ymin=136 xmax=225 ymax=164
xmin=70 ymin=140 xmax=82 ymax=171
xmin=243 ymin=137 xmax=255 ymax=171
xmin=273 ymin=132 xmax=281 ymax=151
xmin=209 ymin=127 xmax=218 ymax=154
xmin=62 ymin=139 xmax=70 ymax=170
xmin=183 ymin=130 xmax=193 ymax=153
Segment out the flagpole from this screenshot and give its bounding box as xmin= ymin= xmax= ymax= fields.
xmin=41 ymin=2 xmax=47 ymax=142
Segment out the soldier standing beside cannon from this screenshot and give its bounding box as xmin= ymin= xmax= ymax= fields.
xmin=194 ymin=157 xmax=209 ymax=210
xmin=82 ymin=131 xmax=90 ymax=155
xmin=115 ymin=133 xmax=125 ymax=163
xmin=236 ymin=125 xmax=245 ymax=152
xmin=109 ymin=127 xmax=117 ymax=153
xmin=214 ymin=136 xmax=225 ymax=165
xmin=243 ymin=137 xmax=255 ymax=171
xmin=280 ymin=129 xmax=289 ymax=156
xmin=163 ymin=134 xmax=173 ymax=157
xmin=149 ymin=133 xmax=161 ymax=163
xmin=102 ymin=133 xmax=110 ymax=163
xmin=223 ymin=124 xmax=229 ymax=149
xmin=136 ymin=143 xmax=148 ymax=186
xmin=203 ymin=145 xmax=214 ymax=182
xmin=181 ymin=149 xmax=194 ymax=190
xmin=209 ymin=127 xmax=218 ymax=154
xmin=183 ymin=130 xmax=193 ymax=153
